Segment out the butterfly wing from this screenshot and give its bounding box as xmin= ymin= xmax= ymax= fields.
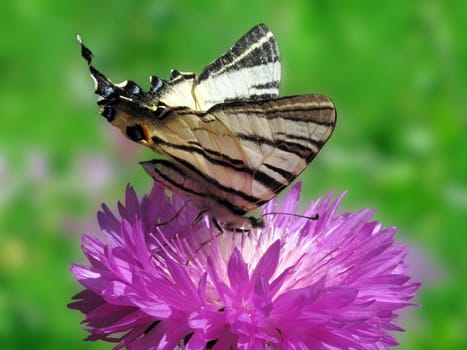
xmin=193 ymin=23 xmax=281 ymax=110
xmin=141 ymin=94 xmax=335 ymax=223
xmin=78 ymin=24 xmax=280 ymax=116
xmin=77 ymin=27 xmax=335 ymax=228
xmin=156 ymin=23 xmax=281 ymax=111
xmin=140 ymin=106 xmax=257 ymax=215
xmin=211 ymin=94 xmax=336 ymax=211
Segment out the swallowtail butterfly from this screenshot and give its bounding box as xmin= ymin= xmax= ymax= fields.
xmin=78 ymin=24 xmax=336 ymax=229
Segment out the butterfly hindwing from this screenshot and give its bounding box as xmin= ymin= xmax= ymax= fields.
xmin=155 ymin=23 xmax=281 ymax=112
xmin=193 ymin=23 xmax=281 ymax=109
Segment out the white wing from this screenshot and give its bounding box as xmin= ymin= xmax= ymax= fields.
xmin=156 ymin=23 xmax=281 ymax=111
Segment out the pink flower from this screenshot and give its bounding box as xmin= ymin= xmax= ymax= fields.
xmin=69 ymin=183 xmax=418 ymax=349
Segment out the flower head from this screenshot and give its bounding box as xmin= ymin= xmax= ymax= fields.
xmin=69 ymin=183 xmax=418 ymax=349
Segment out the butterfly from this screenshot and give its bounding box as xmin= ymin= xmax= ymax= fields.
xmin=77 ymin=23 xmax=336 ymax=230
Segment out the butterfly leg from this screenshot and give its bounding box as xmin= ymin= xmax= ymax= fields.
xmin=154 ymin=200 xmax=191 ymax=228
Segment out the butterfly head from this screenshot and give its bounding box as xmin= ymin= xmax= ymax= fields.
xmin=76 ymin=35 xmax=171 ymax=145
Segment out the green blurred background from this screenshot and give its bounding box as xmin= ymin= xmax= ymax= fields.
xmin=1 ymin=0 xmax=466 ymax=349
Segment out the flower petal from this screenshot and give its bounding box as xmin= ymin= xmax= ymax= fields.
xmin=70 ymin=182 xmax=418 ymax=350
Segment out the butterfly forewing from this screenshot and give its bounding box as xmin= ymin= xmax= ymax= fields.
xmin=216 ymin=94 xmax=336 ymax=205
xmin=140 ymin=107 xmax=254 ymax=206
xmin=141 ymin=94 xmax=335 ymax=226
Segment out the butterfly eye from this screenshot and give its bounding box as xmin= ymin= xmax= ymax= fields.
xmin=126 ymin=124 xmax=147 ymax=142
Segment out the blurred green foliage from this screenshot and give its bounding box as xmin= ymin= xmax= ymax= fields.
xmin=1 ymin=0 xmax=466 ymax=349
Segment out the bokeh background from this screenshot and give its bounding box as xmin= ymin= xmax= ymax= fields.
xmin=1 ymin=0 xmax=466 ymax=349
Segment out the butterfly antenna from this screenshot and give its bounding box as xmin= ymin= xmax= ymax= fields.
xmin=184 ymin=230 xmax=225 ymax=266
xmin=154 ymin=200 xmax=192 ymax=228
xmin=262 ymin=212 xmax=319 ymax=221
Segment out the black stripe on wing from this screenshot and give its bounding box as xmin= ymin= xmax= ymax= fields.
xmin=210 ymin=97 xmax=336 ymax=124
xmin=150 ymin=135 xmax=287 ymax=192
xmin=150 ymin=134 xmax=300 ymax=208
xmin=198 ymin=24 xmax=280 ymax=82
xmin=177 ymin=94 xmax=336 ymax=125
xmin=141 ymin=159 xmax=251 ymax=216
xmin=236 ymin=133 xmax=322 ymax=161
